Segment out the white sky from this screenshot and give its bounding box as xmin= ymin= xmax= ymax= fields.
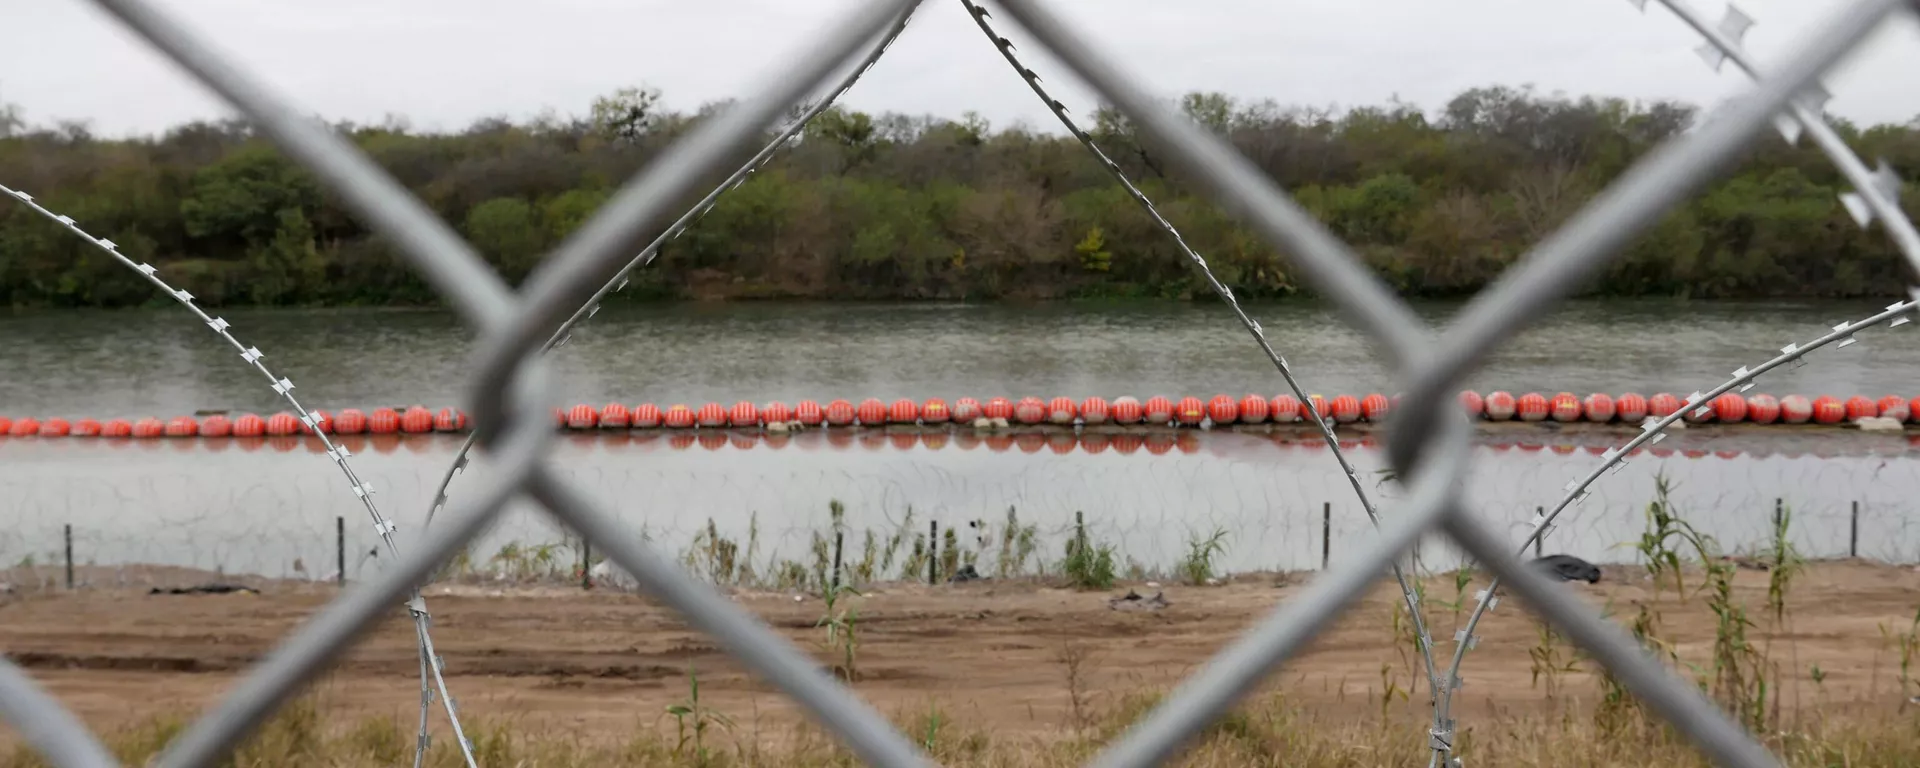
xmin=2 ymin=0 xmax=1918 ymax=139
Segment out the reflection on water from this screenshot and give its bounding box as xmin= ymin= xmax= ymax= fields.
xmin=4 ymin=429 xmax=1917 ymax=583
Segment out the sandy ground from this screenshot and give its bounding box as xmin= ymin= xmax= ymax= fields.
xmin=3 ymin=560 xmax=1918 ymax=747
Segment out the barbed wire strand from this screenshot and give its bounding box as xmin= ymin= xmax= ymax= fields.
xmin=955 ymin=0 xmax=1448 ymax=720
xmin=418 ymin=2 xmax=923 ymax=536
xmin=0 ymin=183 xmax=481 ymax=768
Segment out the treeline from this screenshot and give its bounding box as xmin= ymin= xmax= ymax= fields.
xmin=0 ymin=84 xmax=1916 ymax=308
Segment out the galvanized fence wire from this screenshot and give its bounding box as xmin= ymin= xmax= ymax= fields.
xmin=0 ymin=184 xmax=479 ymax=768
xmin=954 ymin=0 xmax=1447 ymax=709
xmin=1433 ymin=0 xmax=1920 ymax=760
xmin=1 ymin=1 xmax=1910 ymax=768
xmin=418 ymin=1 xmax=923 ymax=536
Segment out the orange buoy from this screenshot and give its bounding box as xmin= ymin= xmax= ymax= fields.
xmin=227 ymin=413 xmax=261 ymax=437
xmin=695 ymin=402 xmax=727 ymax=428
xmin=72 ymin=418 xmax=102 ymax=437
xmin=1109 ymin=396 xmax=1142 ymax=425
xmin=131 ymin=417 xmax=164 ymax=438
xmin=762 ymin=401 xmax=793 ymax=424
xmin=1582 ymin=393 xmax=1615 ymax=423
xmin=1078 ymin=397 xmax=1109 ymax=425
xmin=1306 ymin=394 xmax=1328 ymax=420
xmin=1681 ymin=395 xmax=1714 ymax=423
xmin=1270 ymin=395 xmax=1302 ymax=423
xmin=600 ymin=403 xmax=632 ymax=429
xmin=401 ymin=406 xmax=434 ymax=433
xmin=1845 ymin=395 xmax=1876 ymax=422
xmin=856 ymin=398 xmax=889 ymax=425
xmin=1458 ymin=391 xmax=1484 ymax=418
xmin=1174 ymin=396 xmax=1206 ymax=426
xmin=794 ymin=400 xmax=824 ymax=426
xmin=1647 ymin=393 xmax=1681 ymax=419
xmin=824 ymin=399 xmax=855 ymax=426
xmin=1515 ymin=393 xmax=1549 ymax=422
xmin=729 ymin=401 xmax=760 ymax=428
xmin=1360 ymin=393 xmax=1390 ymax=422
xmin=1206 ymin=395 xmax=1238 ymax=425
xmin=334 ymin=408 xmax=368 ymax=434
xmin=267 ymin=412 xmax=301 ymax=435
xmin=922 ymin=398 xmax=950 ymax=424
xmin=1615 ymin=393 xmax=1648 ymax=423
xmin=983 ymin=397 xmax=1013 ymax=421
xmin=164 ymin=415 xmax=198 ymax=437
xmin=1711 ymin=393 xmax=1747 ymax=423
xmin=1746 ymin=394 xmax=1780 ymax=424
xmin=1549 ymin=392 xmax=1581 ymax=422
xmin=1811 ymin=396 xmax=1845 ymax=424
xmin=201 ymin=414 xmax=232 ymax=437
xmin=1883 ymin=400 xmax=1913 ymax=423
xmin=1779 ymin=395 xmax=1812 ymax=424
xmin=664 ymin=404 xmax=696 ymax=428
xmin=1013 ymin=397 xmax=1046 ymax=425
xmin=0 ymin=416 xmax=10 ymax=433
xmin=889 ymin=398 xmax=920 ymax=424
xmin=1326 ymin=394 xmax=1360 ymax=423
xmin=951 ymin=398 xmax=982 ymax=422
xmin=38 ymin=418 xmax=71 ymax=437
xmin=101 ymin=418 xmax=133 ymax=437
xmin=1483 ymin=391 xmax=1516 ymax=421
xmin=305 ymin=409 xmax=332 ymax=434
xmin=7 ymin=417 xmax=40 ymax=437
xmin=1237 ymin=394 xmax=1269 ymax=424
xmin=1142 ymin=396 xmax=1174 ymax=424
xmin=368 ymin=407 xmax=400 ymax=434
xmin=564 ymin=404 xmax=597 ymax=430
xmin=631 ymin=403 xmax=663 ymax=428
xmin=435 ymin=407 xmax=467 ymax=432
xmin=1046 ymin=397 xmax=1077 ymax=425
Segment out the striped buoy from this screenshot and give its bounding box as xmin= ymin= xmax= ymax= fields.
xmin=1458 ymin=390 xmax=1485 ymax=418
xmin=664 ymin=404 xmax=696 ymax=428
xmin=1515 ymin=393 xmax=1549 ymax=422
xmin=7 ymin=417 xmax=40 ymax=437
xmin=729 ymin=401 xmax=760 ymax=428
xmin=567 ymin=404 xmax=598 ymax=430
xmin=1110 ymin=396 xmax=1143 ymax=425
xmin=1013 ymin=397 xmax=1046 ymax=425
xmin=0 ymin=416 xmax=11 ymax=434
xmin=794 ymin=400 xmax=824 ymax=426
xmin=632 ymin=404 xmax=663 ymax=428
xmin=201 ymin=414 xmax=232 ymax=437
xmin=435 ymin=407 xmax=467 ymax=432
xmin=824 ymin=399 xmax=856 ymax=427
xmin=983 ymin=397 xmax=1013 ymax=421
xmin=1138 ymin=396 xmax=1170 ymax=424
xmin=1779 ymin=395 xmax=1812 ymax=424
xmin=1079 ymin=396 xmax=1110 ymax=425
xmin=1174 ymin=396 xmax=1206 ymax=426
xmin=102 ymin=418 xmax=133 ymax=437
xmin=1205 ymin=395 xmax=1238 ymax=425
xmin=334 ymin=408 xmax=368 ymax=434
xmin=267 ymin=412 xmax=301 ymax=436
xmin=1845 ymin=395 xmax=1876 ymax=422
xmin=1615 ymin=393 xmax=1648 ymax=423
xmin=1811 ymin=396 xmax=1845 ymax=424
xmin=1647 ymin=393 xmax=1681 ymax=419
xmin=368 ymin=408 xmax=400 ymax=434
xmin=695 ymin=402 xmax=727 ymax=428
xmin=1747 ymin=394 xmax=1780 ymax=424
xmin=1270 ymin=395 xmax=1302 ymax=423
xmin=1329 ymin=395 xmax=1361 ymax=424
xmin=951 ymin=398 xmax=982 ymax=423
xmin=1483 ymin=391 xmax=1516 ymax=421
xmin=921 ymin=398 xmax=950 ymax=424
xmin=762 ymin=401 xmax=793 ymax=424
xmin=131 ymin=417 xmax=164 ymax=438
xmin=401 ymin=406 xmax=434 ymax=433
xmin=231 ymin=414 xmax=264 ymax=437
xmin=39 ymin=418 xmax=71 ymax=437
xmin=855 ymin=398 xmax=887 ymax=425
xmin=164 ymin=415 xmax=198 ymax=437
xmin=600 ymin=403 xmax=631 ymax=429
xmin=72 ymin=418 xmax=102 ymax=437
xmin=1237 ymin=394 xmax=1269 ymax=424
xmin=1549 ymin=392 xmax=1581 ymax=422
xmin=1711 ymin=393 xmax=1747 ymax=423
xmin=1360 ymin=393 xmax=1390 ymax=422
xmin=307 ymin=410 xmax=334 ymax=434
xmin=1047 ymin=397 xmax=1077 ymax=425
xmin=1582 ymin=393 xmax=1615 ymax=423
xmin=1681 ymin=396 xmax=1714 ymax=423
xmin=1306 ymin=394 xmax=1328 ymax=421
xmin=889 ymin=398 xmax=920 ymax=424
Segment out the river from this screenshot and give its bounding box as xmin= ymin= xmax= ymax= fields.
xmin=1 ymin=298 xmax=1916 ymax=584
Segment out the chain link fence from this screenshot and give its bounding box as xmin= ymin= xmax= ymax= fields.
xmin=2 ymin=0 xmax=1917 ymax=766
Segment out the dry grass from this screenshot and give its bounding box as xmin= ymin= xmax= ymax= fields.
xmin=8 ymin=684 xmax=1919 ymax=768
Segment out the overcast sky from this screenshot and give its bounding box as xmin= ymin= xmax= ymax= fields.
xmin=3 ymin=0 xmax=1918 ymax=139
